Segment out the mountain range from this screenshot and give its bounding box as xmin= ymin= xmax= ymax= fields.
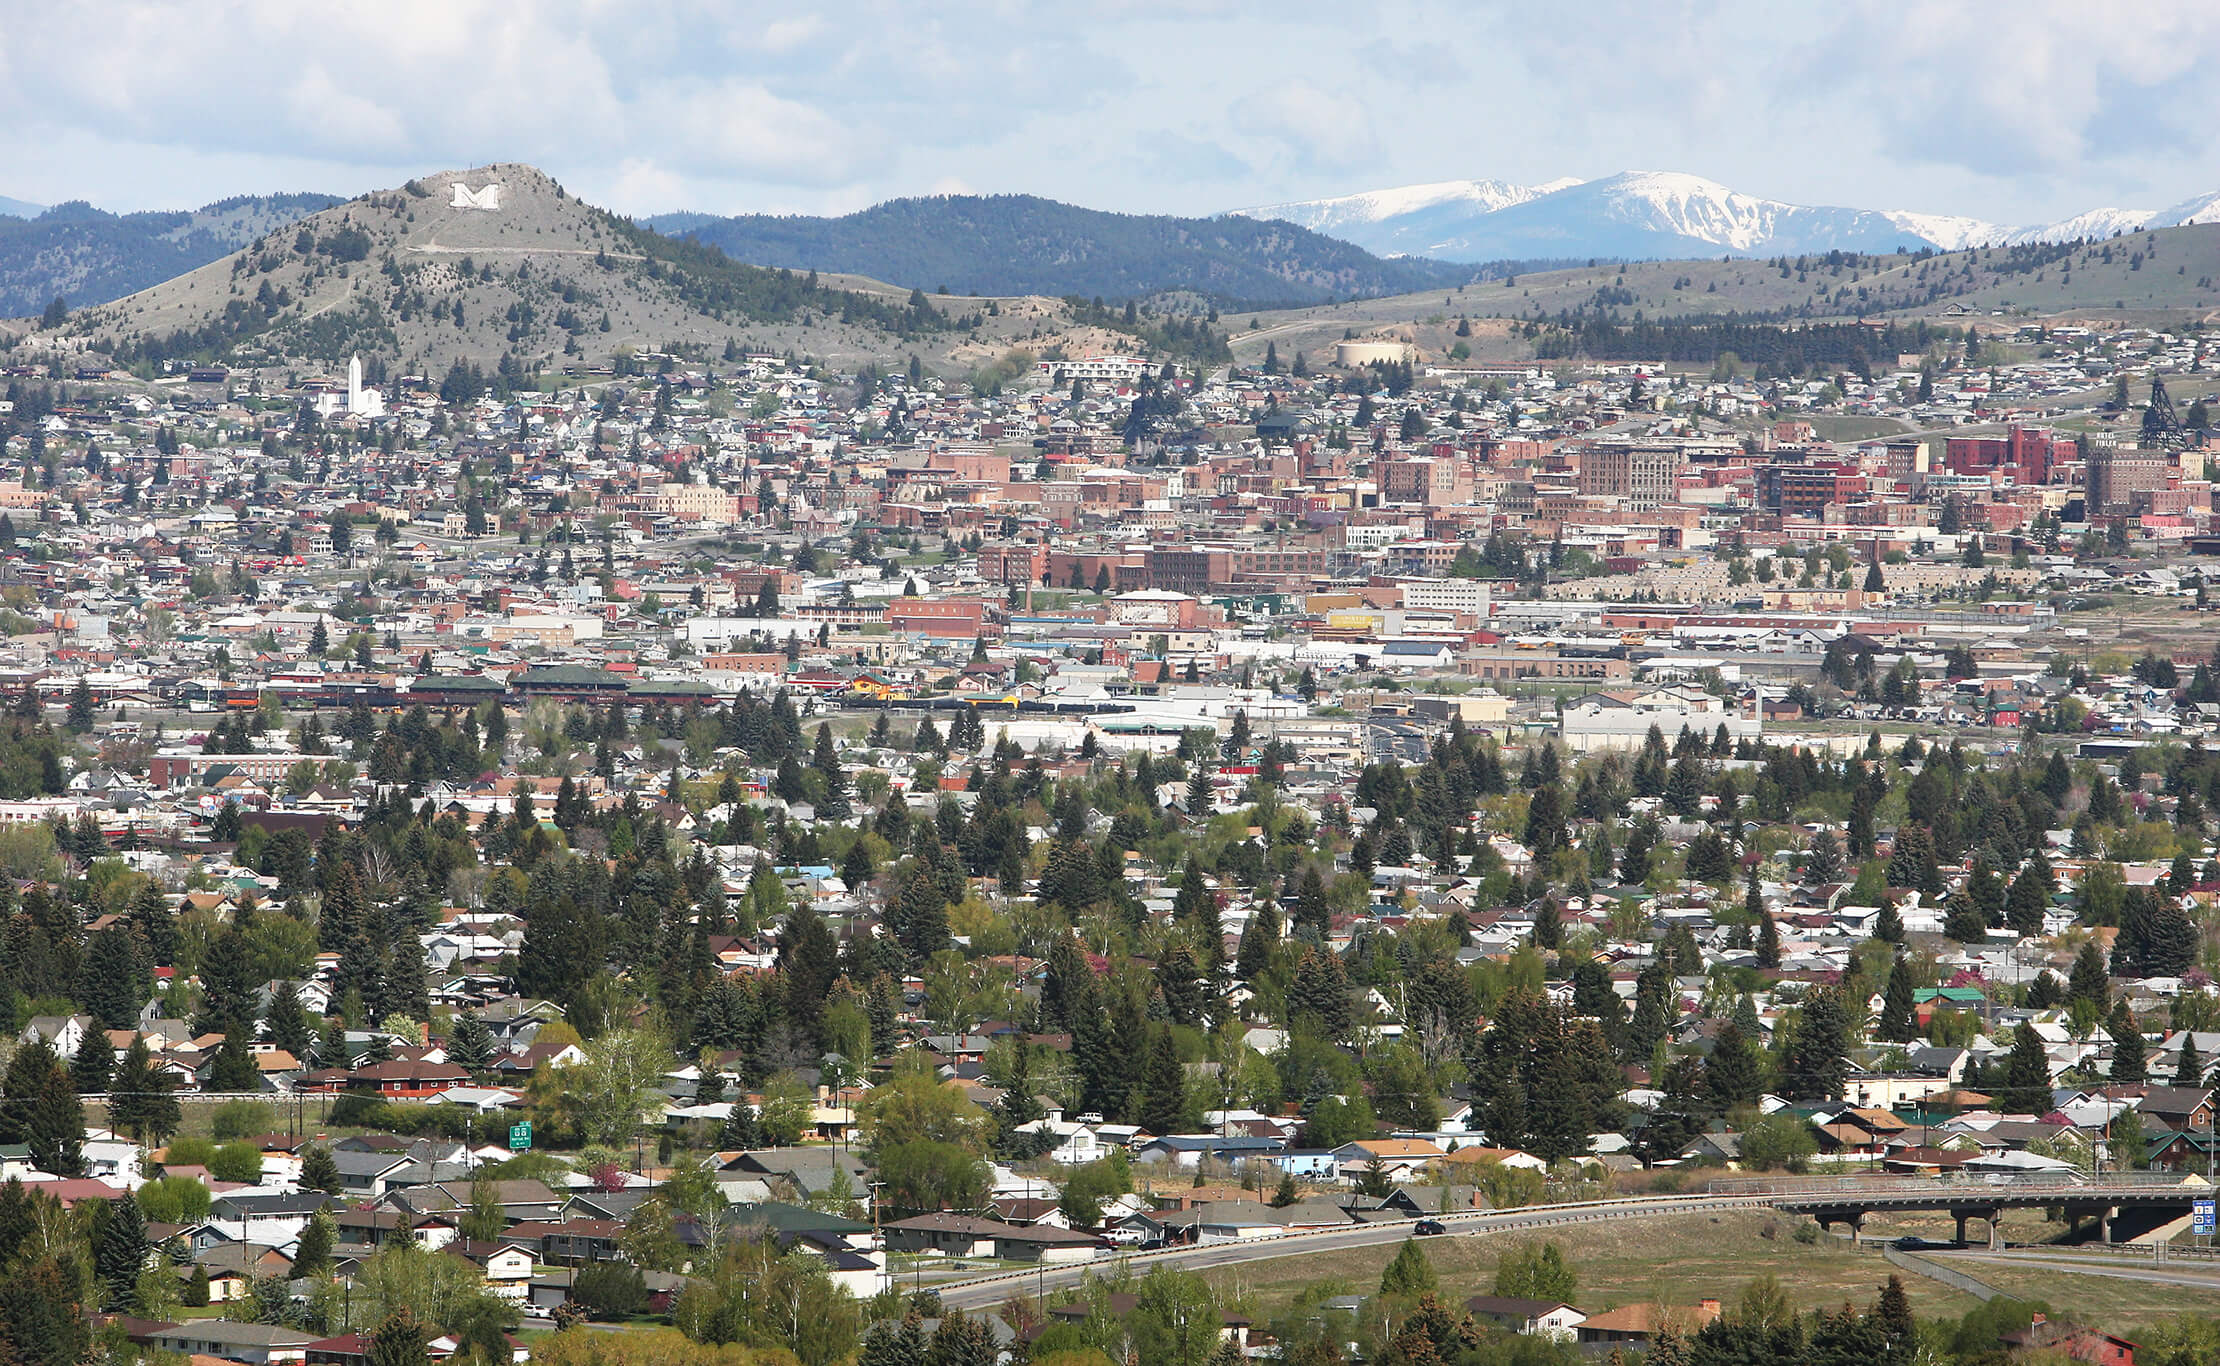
xmin=0 ymin=193 xmax=342 ymax=318
xmin=646 ymin=195 xmax=1474 ymax=307
xmin=1235 ymin=171 xmax=2220 ymax=263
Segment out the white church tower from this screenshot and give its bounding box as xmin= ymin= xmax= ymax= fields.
xmin=345 ymin=353 xmax=385 ymax=418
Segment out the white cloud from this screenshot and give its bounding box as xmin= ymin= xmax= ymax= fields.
xmin=1231 ymin=81 xmax=1382 ymax=175
xmin=8 ymin=0 xmax=2220 ymax=229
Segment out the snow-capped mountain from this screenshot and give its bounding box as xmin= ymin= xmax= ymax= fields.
xmin=1234 ymin=171 xmax=2010 ymax=261
xmin=1233 ymin=170 xmax=2220 ymax=263
xmin=1237 ymin=178 xmax=1582 ymax=258
xmin=2005 ymin=190 xmax=2220 ymax=245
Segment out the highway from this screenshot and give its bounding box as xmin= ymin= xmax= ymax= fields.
xmin=929 ymin=1193 xmax=1767 ymax=1310
xmin=1930 ymin=1247 xmax=2220 ymax=1293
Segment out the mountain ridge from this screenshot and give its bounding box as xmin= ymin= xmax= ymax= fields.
xmin=649 ymin=193 xmax=1477 ymax=306
xmin=1232 ymin=171 xmax=2220 ymax=262
xmin=0 ymin=192 xmax=342 ymax=318
xmin=43 ymin=165 xmax=973 ymax=373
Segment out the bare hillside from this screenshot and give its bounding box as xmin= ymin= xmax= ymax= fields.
xmin=51 ymin=164 xmax=968 ymax=375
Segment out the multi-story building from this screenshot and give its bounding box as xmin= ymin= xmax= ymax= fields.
xmin=1755 ymin=463 xmax=1866 ymax=518
xmin=2085 ymin=442 xmax=2170 ymax=515
xmin=1576 ymin=443 xmax=1682 ymax=509
xmin=1144 ymin=544 xmax=1323 ymax=594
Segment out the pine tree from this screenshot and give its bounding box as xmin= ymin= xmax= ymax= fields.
xmin=2006 ymin=866 xmax=2048 ymax=936
xmin=94 ymin=1196 xmax=149 ymax=1311
xmin=108 ymin=1035 xmax=177 ymax=1144
xmin=0 ymin=1039 xmax=84 ymax=1176
xmin=1782 ymin=987 xmax=1849 ymax=1101
xmin=1755 ymin=906 xmax=1781 ymax=970
xmin=2108 ymin=1003 xmax=2147 ymax=1083
xmin=2067 ymin=941 xmax=2111 ymax=1010
xmin=1380 ymin=1238 xmax=1437 ymax=1297
xmin=1234 ymin=902 xmax=1280 ymax=980
xmin=368 ymin=1308 xmax=433 ymax=1366
xmin=294 ymin=1208 xmax=335 ymax=1277
xmin=1877 ymin=957 xmax=1918 ymax=1043
xmin=448 ymin=1012 xmax=495 ymax=1074
xmin=1997 ymin=1023 xmax=2054 ymax=1115
xmin=1135 ymin=1029 xmax=1186 ymax=1134
xmin=301 ymin=1144 xmax=342 ymax=1194
xmin=69 ymin=1030 xmax=113 ymax=1096
xmin=2178 ymin=1032 xmax=2205 ymax=1088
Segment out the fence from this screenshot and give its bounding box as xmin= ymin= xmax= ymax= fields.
xmin=1882 ymin=1247 xmax=2002 ymax=1301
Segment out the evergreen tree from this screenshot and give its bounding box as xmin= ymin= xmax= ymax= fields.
xmin=94 ymin=1197 xmax=149 ymax=1311
xmin=1235 ymin=900 xmax=1280 ymax=979
xmin=0 ymin=1039 xmax=83 ymax=1176
xmin=2067 ymin=941 xmax=2110 ymax=1011
xmin=1380 ymin=1238 xmax=1437 ymax=1297
xmin=69 ymin=1030 xmax=112 ymax=1096
xmin=368 ymin=1308 xmax=433 ymax=1366
xmin=2006 ymin=866 xmax=2048 ymax=936
xmin=1877 ymin=957 xmax=1918 ymax=1043
xmin=1135 ymin=1029 xmax=1186 ymax=1135
xmin=108 ymin=1035 xmax=178 ymax=1145
xmin=1781 ymin=987 xmax=1849 ymax=1102
xmin=301 ymin=1144 xmax=342 ymax=1194
xmin=294 ymin=1208 xmax=335 ymax=1277
xmin=1996 ymin=1023 xmax=2054 ymax=1115
xmin=1705 ymin=1020 xmax=1763 ymax=1112
xmin=2108 ymin=1003 xmax=2147 ymax=1084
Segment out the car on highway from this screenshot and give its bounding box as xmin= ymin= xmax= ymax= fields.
xmin=1891 ymin=1235 xmax=1953 ymax=1251
xmin=1413 ymin=1220 xmax=1448 ymax=1236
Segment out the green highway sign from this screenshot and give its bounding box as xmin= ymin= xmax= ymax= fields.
xmin=508 ymin=1121 xmax=532 ymax=1150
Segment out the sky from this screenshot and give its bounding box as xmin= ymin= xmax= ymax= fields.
xmin=6 ymin=0 xmax=2220 ymax=229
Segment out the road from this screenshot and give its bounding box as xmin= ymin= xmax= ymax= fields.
xmin=1366 ymin=718 xmax=1430 ymax=765
xmin=1931 ymin=1247 xmax=2220 ymax=1292
xmin=929 ymin=1193 xmax=1766 ymax=1311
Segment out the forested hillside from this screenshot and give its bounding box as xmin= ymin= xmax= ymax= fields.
xmin=655 ymin=194 xmax=1477 ymax=306
xmin=0 ymin=193 xmax=340 ymax=319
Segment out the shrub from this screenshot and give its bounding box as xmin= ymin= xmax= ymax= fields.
xmin=211 ymin=1100 xmax=278 ymax=1141
xmin=570 ymin=1262 xmax=648 ymax=1320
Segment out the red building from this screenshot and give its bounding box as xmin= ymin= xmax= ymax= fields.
xmin=1944 ymin=425 xmax=2071 ymax=486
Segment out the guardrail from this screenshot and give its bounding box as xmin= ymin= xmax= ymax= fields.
xmin=1998 ymin=1241 xmax=2220 ymax=1263
xmin=929 ymin=1193 xmax=1770 ymax=1301
xmin=1711 ymin=1172 xmax=2211 ymax=1197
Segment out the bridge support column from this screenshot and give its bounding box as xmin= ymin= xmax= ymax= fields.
xmin=1845 ymin=1211 xmax=1864 ymax=1240
xmin=1954 ymin=1210 xmax=1969 ymax=1246
xmin=1986 ymin=1207 xmax=2004 ymax=1251
xmin=2099 ymin=1206 xmax=2113 ymax=1245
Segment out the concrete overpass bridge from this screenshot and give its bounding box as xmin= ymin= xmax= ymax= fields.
xmin=1716 ymin=1173 xmax=2214 ymax=1248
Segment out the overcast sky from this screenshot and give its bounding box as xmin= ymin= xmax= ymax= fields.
xmin=7 ymin=1 xmax=2220 ymax=228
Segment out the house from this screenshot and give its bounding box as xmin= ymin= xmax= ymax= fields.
xmin=1577 ymin=1299 xmax=1723 ymax=1348
xmin=1331 ymin=1138 xmax=1446 ymax=1180
xmin=442 ymin=1240 xmax=536 ymax=1301
xmin=147 ymin=1322 xmax=319 ymax=1366
xmin=207 ymin=1192 xmax=328 ymax=1246
xmin=331 ymin=1149 xmax=414 ymax=1198
xmin=20 ymin=1014 xmax=93 ymax=1057
xmin=1464 ymin=1295 xmax=1587 ymax=1341
xmin=1192 ymin=1200 xmax=1285 ymax=1244
xmin=1998 ymin=1318 xmax=2136 ymax=1364
xmin=880 ymin=1213 xmax=1003 ymax=1258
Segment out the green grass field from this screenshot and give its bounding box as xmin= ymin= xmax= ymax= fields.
xmin=1195 ymin=1210 xmax=1979 ymax=1321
